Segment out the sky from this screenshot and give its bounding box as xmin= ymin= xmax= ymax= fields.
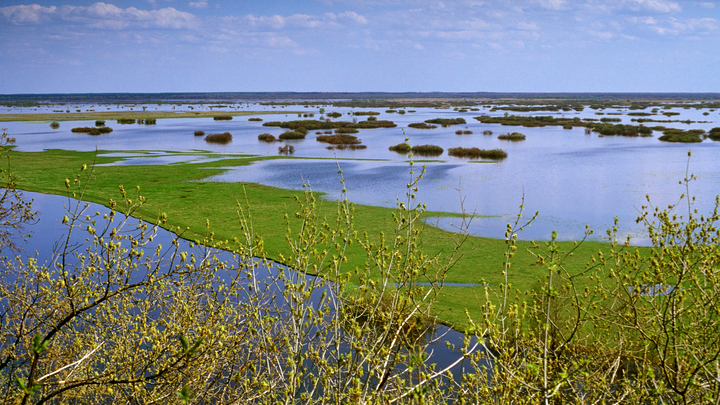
xmin=0 ymin=0 xmax=718 ymax=94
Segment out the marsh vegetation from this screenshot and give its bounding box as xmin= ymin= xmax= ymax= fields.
xmin=204 ymin=132 xmax=233 ymax=144
xmin=448 ymin=147 xmax=508 ymax=159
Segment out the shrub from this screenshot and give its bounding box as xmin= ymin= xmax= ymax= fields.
xmin=482 ymin=130 xmax=493 ymax=135
xmin=71 ymin=126 xmax=113 ymax=134
xmin=213 ymin=116 xmax=233 ymax=121
xmin=352 ymin=111 xmax=380 ymax=116
xmin=316 ymin=134 xmax=361 ymax=145
xmin=658 ymin=129 xmax=704 ymax=143
xmin=367 ymin=116 xmax=377 ymax=121
xmin=388 ymin=143 xmax=411 ymax=153
xmin=204 ymin=132 xmax=233 ymax=144
xmin=95 ymin=120 xmax=105 ymax=127
xmin=385 ymin=110 xmax=397 ymax=113
xmin=335 ymin=128 xmax=359 ymax=134
xmin=117 ymin=118 xmax=135 ymax=124
xmin=50 ymin=122 xmax=60 ymax=129
xmin=326 ymin=112 xmax=342 ymax=118
xmin=411 ymin=144 xmax=443 ymax=156
xmin=142 ymin=118 xmax=156 ymax=125
xmin=425 ymin=118 xmax=466 ymax=126
xmin=249 ymin=118 xmax=263 ymax=121
xmin=194 ymin=130 xmax=205 ymax=136
xmin=455 ymin=130 xmax=473 ymax=135
xmin=448 ymin=147 xmax=507 ymax=159
xmin=497 ymin=132 xmax=526 ymax=141
xmin=708 ymin=127 xmax=720 ymax=141
xmin=408 ymin=123 xmax=437 ymax=129
xmin=258 ymin=133 xmax=279 ymax=142
xmin=398 ymin=110 xmax=406 ymax=115
xmin=278 ymin=144 xmax=295 ymax=154
xmin=279 ymin=131 xmax=306 ymax=140
xmin=563 ymin=125 xmax=573 ymax=129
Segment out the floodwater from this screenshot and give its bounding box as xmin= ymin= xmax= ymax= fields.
xmin=4 ymin=102 xmax=720 ymax=245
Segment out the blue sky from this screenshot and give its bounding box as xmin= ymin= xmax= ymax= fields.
xmin=1 ymin=0 xmax=718 ymax=94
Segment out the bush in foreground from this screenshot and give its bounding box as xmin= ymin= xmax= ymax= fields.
xmin=204 ymin=132 xmax=233 ymax=144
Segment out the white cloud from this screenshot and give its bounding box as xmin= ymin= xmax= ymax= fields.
xmin=627 ymin=0 xmax=681 ymax=13
xmin=1 ymin=2 xmax=197 ymax=29
xmin=188 ymin=2 xmax=208 ymax=9
xmin=536 ymin=0 xmax=566 ymax=10
xmin=338 ymin=11 xmax=368 ymax=24
xmin=517 ymin=21 xmax=538 ymax=30
xmin=0 ymin=4 xmax=57 ymax=24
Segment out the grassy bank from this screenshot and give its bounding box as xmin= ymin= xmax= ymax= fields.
xmin=8 ymin=148 xmax=624 ymax=330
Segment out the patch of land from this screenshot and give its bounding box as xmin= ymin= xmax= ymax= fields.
xmin=0 ymin=110 xmax=296 ymax=122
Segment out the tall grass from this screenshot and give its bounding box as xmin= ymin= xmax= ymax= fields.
xmin=204 ymin=132 xmax=233 ymax=144
xmin=448 ymin=147 xmax=507 ymax=159
xmin=497 ymin=132 xmax=526 ymax=141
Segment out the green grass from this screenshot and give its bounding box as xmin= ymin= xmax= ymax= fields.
xmin=7 ymin=148 xmax=632 ymax=331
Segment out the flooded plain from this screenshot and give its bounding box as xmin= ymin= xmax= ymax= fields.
xmin=4 ymin=101 xmax=720 ymax=245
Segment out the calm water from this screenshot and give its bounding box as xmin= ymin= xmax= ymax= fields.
xmin=5 ymin=102 xmax=720 ymax=244
xmin=6 ymin=191 xmax=479 ymax=379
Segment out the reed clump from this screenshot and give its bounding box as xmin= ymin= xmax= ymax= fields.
xmin=497 ymin=132 xmax=526 ymax=141
xmin=204 ymin=132 xmax=233 ymax=144
xmin=194 ymin=130 xmax=205 ymax=136
xmin=448 ymin=147 xmax=507 ymax=159
xmin=258 ymin=133 xmax=279 ymax=142
xmin=117 ymin=118 xmax=135 ymax=124
xmin=658 ymin=129 xmax=704 ymax=143
xmin=316 ymin=134 xmax=361 ymax=145
xmin=335 ymin=128 xmax=359 ymax=134
xmin=388 ymin=143 xmax=411 ymax=153
xmin=708 ymin=127 xmax=720 ymax=141
xmin=425 ymin=118 xmax=466 ymax=127
xmin=410 ymin=144 xmax=443 ymax=156
xmin=408 ymin=123 xmax=437 ymax=129
xmin=455 ymin=130 xmax=473 ymax=135
xmin=95 ymin=120 xmax=105 ymax=127
xmin=279 ymin=131 xmax=307 ymax=140
xmin=213 ymin=116 xmax=233 ymax=121
xmin=71 ymin=126 xmax=113 ymax=135
xmin=50 ymin=122 xmax=60 ymax=129
xmin=248 ymin=118 xmax=263 ymax=121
